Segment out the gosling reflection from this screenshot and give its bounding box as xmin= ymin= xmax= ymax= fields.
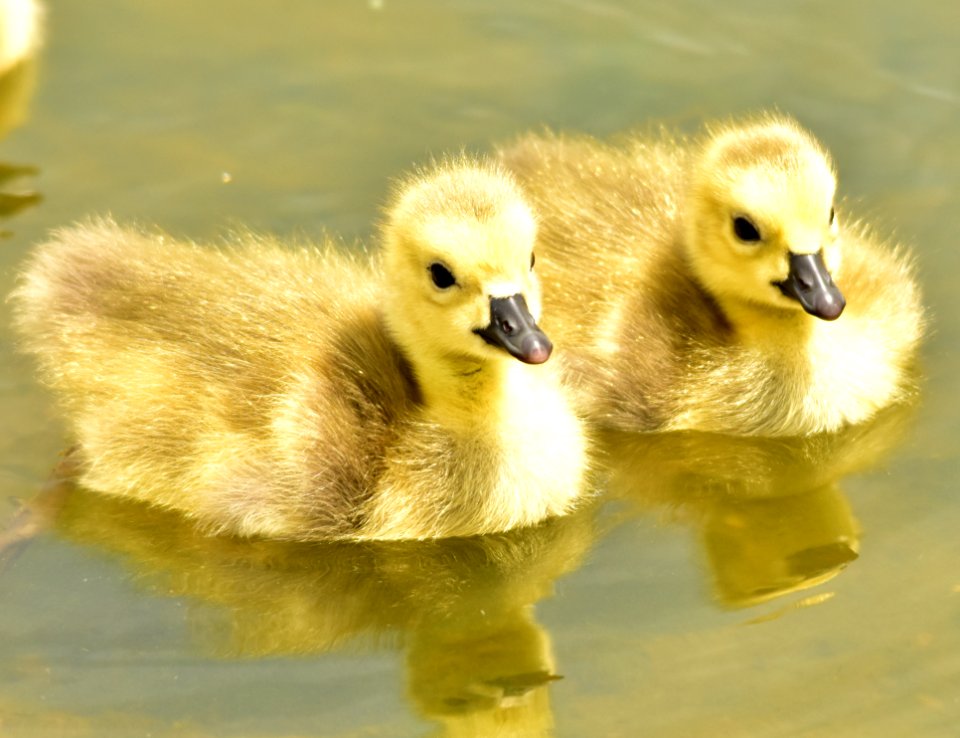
xmin=0 ymin=0 xmax=42 ymax=230
xmin=601 ymin=403 xmax=914 ymax=608
xmin=700 ymin=484 xmax=858 ymax=607
xmin=50 ymin=483 xmax=597 ymax=736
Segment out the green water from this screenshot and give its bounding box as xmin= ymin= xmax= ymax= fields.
xmin=1 ymin=1 xmax=958 ymax=736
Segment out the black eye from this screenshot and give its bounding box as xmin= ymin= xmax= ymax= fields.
xmin=530 ymin=252 xmax=536 ymax=270
xmin=829 ymin=207 xmax=836 ymax=225
xmin=733 ymin=216 xmax=761 ymax=243
xmin=429 ymin=262 xmax=456 ymax=289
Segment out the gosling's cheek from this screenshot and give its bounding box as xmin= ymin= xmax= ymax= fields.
xmin=466 ymin=301 xmax=490 ymax=330
xmin=819 ymin=240 xmax=841 ymax=276
xmin=526 ymin=274 xmax=544 ymax=303
xmin=525 ymin=293 xmax=544 ymax=322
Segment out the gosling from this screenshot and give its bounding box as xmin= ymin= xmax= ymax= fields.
xmin=11 ymin=161 xmax=588 ymax=540
xmin=500 ymin=115 xmax=924 ymax=436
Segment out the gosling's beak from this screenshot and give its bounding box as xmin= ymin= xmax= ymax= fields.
xmin=473 ymin=294 xmax=553 ymax=364
xmin=775 ymin=252 xmax=846 ymax=321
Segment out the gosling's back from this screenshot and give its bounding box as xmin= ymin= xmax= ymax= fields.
xmin=13 ymin=220 xmax=416 ymax=536
xmin=500 ymin=121 xmax=923 ymax=436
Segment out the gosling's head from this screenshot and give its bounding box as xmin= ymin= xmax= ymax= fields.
xmin=684 ymin=117 xmax=845 ymax=321
xmin=381 ymin=161 xmax=551 ymax=368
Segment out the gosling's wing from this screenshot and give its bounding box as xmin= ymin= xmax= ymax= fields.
xmin=10 ymin=220 xmax=417 ymax=538
xmin=11 ymin=219 xmax=363 ymax=415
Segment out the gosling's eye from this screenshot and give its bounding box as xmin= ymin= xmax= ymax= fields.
xmin=429 ymin=262 xmax=456 ymax=289
xmin=732 ymin=216 xmax=762 ymax=243
xmin=530 ymin=252 xmax=536 ymax=270
xmin=829 ymin=206 xmax=836 ymax=225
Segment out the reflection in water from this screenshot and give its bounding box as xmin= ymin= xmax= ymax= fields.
xmin=47 ymin=483 xmax=598 ymax=737
xmin=14 ymin=398 xmax=918 ymax=734
xmin=702 ymin=484 xmax=858 ymax=608
xmin=0 ymin=161 xmax=40 ymax=224
xmin=0 ymin=0 xmax=42 ymax=232
xmin=600 ymin=402 xmax=915 ymax=608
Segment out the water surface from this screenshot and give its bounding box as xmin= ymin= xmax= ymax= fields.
xmin=1 ymin=1 xmax=958 ymax=736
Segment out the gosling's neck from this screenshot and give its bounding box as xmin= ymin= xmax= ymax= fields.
xmin=405 ymin=348 xmax=586 ymax=515
xmin=720 ymin=298 xmax=819 ymax=368
xmin=411 ymin=352 xmax=547 ymax=431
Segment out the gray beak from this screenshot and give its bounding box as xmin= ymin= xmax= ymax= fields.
xmin=473 ymin=294 xmax=553 ymax=364
xmin=775 ymin=252 xmax=846 ymax=321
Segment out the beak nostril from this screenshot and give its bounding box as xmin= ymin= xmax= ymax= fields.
xmin=501 ymin=319 xmax=514 ymax=335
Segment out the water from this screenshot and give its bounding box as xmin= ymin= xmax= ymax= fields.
xmin=1 ymin=0 xmax=958 ymax=735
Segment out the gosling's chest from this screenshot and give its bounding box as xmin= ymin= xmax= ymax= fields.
xmin=800 ymin=320 xmax=903 ymax=431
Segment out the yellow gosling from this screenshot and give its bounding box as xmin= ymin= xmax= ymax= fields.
xmin=500 ymin=114 xmax=924 ymax=436
xmin=10 ymin=160 xmax=588 ymax=540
